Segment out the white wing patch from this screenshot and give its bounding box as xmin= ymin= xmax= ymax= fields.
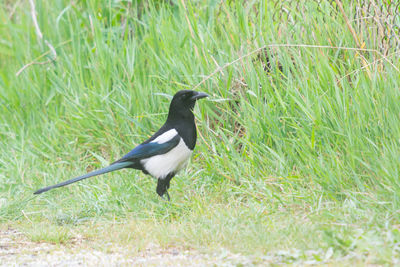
xmin=151 ymin=129 xmax=178 ymax=144
xmin=141 ymin=137 xmax=193 ymax=179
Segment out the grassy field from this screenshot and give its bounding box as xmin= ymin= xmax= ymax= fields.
xmin=1 ymin=0 xmax=400 ymax=265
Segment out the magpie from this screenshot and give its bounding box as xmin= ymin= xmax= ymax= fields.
xmin=34 ymin=90 xmax=208 ymax=200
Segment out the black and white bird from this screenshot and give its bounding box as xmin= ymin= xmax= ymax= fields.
xmin=34 ymin=90 xmax=208 ymax=200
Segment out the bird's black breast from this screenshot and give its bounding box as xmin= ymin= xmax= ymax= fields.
xmin=174 ymin=120 xmax=197 ymax=150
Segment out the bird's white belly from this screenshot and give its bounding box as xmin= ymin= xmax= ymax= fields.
xmin=141 ymin=138 xmax=193 ymax=179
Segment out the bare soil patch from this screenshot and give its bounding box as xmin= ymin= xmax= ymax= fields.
xmin=0 ymin=227 xmax=266 ymax=266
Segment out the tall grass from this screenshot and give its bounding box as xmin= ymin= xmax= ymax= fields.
xmin=1 ymin=0 xmax=400 ymax=263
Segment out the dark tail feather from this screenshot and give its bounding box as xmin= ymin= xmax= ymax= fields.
xmin=34 ymin=162 xmax=132 ymax=194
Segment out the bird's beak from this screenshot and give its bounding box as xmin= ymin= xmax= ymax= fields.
xmin=190 ymin=92 xmax=209 ymax=101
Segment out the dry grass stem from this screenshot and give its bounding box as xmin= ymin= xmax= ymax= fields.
xmin=16 ymin=0 xmax=57 ymax=76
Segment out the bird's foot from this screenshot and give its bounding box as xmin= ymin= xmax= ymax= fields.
xmin=162 ymin=191 xmax=171 ymax=201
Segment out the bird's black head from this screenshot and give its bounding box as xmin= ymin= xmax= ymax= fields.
xmin=167 ymin=90 xmax=208 ymax=121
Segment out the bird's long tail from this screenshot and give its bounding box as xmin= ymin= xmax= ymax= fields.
xmin=34 ymin=162 xmax=132 ymax=194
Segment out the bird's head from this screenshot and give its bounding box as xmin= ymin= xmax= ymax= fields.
xmin=167 ymin=90 xmax=208 ymax=120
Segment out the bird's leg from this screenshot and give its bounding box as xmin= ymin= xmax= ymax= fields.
xmin=156 ymin=178 xmax=169 ymax=200
xmin=156 ymin=173 xmax=174 ymax=201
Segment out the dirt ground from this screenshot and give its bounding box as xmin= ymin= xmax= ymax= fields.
xmin=1 ymin=227 xmax=369 ymax=266
xmin=0 ymin=227 xmax=273 ymax=266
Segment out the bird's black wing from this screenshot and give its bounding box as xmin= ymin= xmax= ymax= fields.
xmin=114 ymin=134 xmax=180 ymax=163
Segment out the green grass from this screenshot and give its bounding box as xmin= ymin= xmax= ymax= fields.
xmin=1 ymin=0 xmax=400 ymax=264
